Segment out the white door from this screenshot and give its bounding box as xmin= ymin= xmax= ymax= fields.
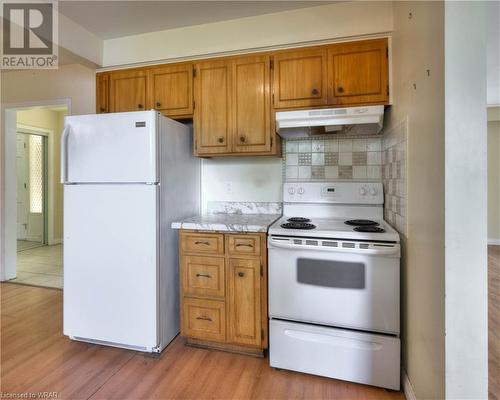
xmin=63 ymin=184 xmax=158 ymax=350
xmin=16 ymin=134 xmax=28 ymax=239
xmin=63 ymin=111 xmax=158 ymax=183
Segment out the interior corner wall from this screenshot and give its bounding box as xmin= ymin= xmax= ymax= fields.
xmin=387 ymin=1 xmax=445 ymax=399
xmin=444 ymin=2 xmax=488 ymax=398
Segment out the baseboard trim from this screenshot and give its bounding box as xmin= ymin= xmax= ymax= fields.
xmin=52 ymin=238 xmax=63 ymax=245
xmin=488 ymin=239 xmax=500 ymax=245
xmin=402 ymin=369 xmax=416 ymax=400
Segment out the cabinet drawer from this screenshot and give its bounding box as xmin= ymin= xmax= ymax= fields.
xmin=182 ymin=298 xmax=226 ymax=342
xmin=181 ymin=232 xmax=224 ymax=254
xmin=227 ymin=234 xmax=261 ymax=256
xmin=182 ymin=256 xmax=225 ymax=298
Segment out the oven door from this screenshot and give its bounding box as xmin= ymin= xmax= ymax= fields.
xmin=268 ymin=236 xmax=400 ymax=335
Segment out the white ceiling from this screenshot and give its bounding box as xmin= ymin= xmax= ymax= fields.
xmin=58 ymin=1 xmax=334 ymax=40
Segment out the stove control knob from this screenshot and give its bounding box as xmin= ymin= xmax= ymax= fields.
xmin=359 ymin=187 xmax=367 ymax=196
xmin=297 ymin=187 xmax=305 ymax=195
xmin=288 ymin=187 xmax=295 ymax=195
xmin=369 ymin=187 xmax=378 ymax=196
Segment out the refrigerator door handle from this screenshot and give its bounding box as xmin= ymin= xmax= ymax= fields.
xmin=61 ymin=125 xmax=71 ymax=183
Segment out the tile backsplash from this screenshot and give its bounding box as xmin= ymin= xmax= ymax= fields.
xmin=283 ymin=137 xmax=383 ymax=181
xmin=382 ymin=118 xmax=408 ymax=236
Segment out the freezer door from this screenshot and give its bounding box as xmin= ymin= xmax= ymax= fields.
xmin=63 ymin=184 xmax=158 ymax=351
xmin=62 ymin=111 xmax=158 ymax=183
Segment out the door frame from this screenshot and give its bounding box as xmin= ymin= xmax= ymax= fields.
xmin=1 ymin=98 xmax=71 ymax=281
xmin=17 ymin=126 xmax=51 ymax=245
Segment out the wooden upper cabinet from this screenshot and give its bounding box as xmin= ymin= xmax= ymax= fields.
xmin=232 ymin=55 xmax=271 ymax=154
xmin=272 ymin=48 xmax=328 ymax=109
xmin=327 ymin=38 xmax=389 ymax=105
xmin=149 ymin=64 xmax=193 ymax=118
xmin=96 ymin=73 xmax=109 ymax=113
xmin=194 ymin=60 xmax=232 ymax=155
xmin=228 ymin=258 xmax=262 ymax=347
xmin=109 ymin=70 xmax=148 ymax=113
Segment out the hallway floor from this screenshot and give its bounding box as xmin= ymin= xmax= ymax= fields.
xmin=11 ymin=244 xmax=63 ymax=289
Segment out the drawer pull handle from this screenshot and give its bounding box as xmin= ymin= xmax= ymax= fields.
xmin=196 ymin=316 xmax=212 ymax=322
xmin=195 ymin=241 xmax=210 ymax=245
xmin=238 ymin=272 xmax=245 ymax=277
xmin=236 ymin=243 xmax=253 ymax=248
xmin=196 ymin=273 xmax=211 ymax=278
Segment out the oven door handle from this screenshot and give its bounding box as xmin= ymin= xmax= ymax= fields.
xmin=268 ymin=240 xmax=400 ymax=256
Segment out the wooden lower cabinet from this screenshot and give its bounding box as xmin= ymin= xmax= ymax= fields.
xmin=179 ymin=231 xmax=267 ymax=356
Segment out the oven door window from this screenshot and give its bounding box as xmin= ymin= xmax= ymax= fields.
xmin=297 ymin=258 xmax=365 ymax=289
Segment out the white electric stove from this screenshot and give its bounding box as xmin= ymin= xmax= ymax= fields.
xmin=268 ymin=182 xmax=401 ymax=390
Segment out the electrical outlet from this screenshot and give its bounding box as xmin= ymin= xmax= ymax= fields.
xmin=224 ymin=181 xmax=232 ymax=194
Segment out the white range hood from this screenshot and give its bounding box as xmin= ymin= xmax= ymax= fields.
xmin=275 ymin=105 xmax=385 ymax=139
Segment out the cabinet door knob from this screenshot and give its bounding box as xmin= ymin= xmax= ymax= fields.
xmin=218 ymin=137 xmax=224 ymax=143
xmin=196 ymin=316 xmax=212 ymax=322
xmin=99 ymin=107 xmax=105 ymax=112
xmin=337 ymin=86 xmax=344 ymax=93
xmin=138 ymin=104 xmax=143 ymax=109
xmin=239 ymin=136 xmax=246 ymax=143
xmin=311 ymin=88 xmax=319 ymax=95
xmin=238 ymin=271 xmax=245 ymax=277
xmin=156 ymin=102 xmax=161 ymax=107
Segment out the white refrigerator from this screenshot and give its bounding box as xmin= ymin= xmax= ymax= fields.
xmin=62 ymin=110 xmax=199 ymax=353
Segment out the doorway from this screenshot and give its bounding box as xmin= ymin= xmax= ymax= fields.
xmin=4 ymin=105 xmax=69 ymax=289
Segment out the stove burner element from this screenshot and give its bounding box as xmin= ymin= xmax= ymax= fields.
xmin=287 ymin=217 xmax=311 ymax=223
xmin=345 ymin=219 xmax=379 ymax=226
xmin=281 ymin=222 xmax=316 ymax=230
xmin=354 ymin=226 xmax=386 ymax=233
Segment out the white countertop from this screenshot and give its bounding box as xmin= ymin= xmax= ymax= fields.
xmin=171 ymin=213 xmax=282 ymax=233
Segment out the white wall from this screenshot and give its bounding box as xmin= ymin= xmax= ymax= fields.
xmin=102 ymin=1 xmax=393 ymax=67
xmin=388 ymin=2 xmax=446 ymax=398
xmin=201 ymin=158 xmax=282 ymax=213
xmin=444 ymin=2 xmax=488 ymax=399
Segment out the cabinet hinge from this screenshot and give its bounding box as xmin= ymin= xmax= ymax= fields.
xmin=270 ymin=136 xmax=273 ymax=147
xmin=193 ymin=68 xmax=197 ymax=78
xmin=386 ymin=47 xmax=389 ymax=58
xmin=24 ymin=143 xmax=26 ymax=148
xmin=387 ymin=85 xmax=389 ymax=96
xmin=261 ymin=329 xmax=264 ymax=340
xmin=260 ymin=264 xmax=263 ymax=276
xmin=272 ymin=93 xmax=275 ymax=104
xmin=270 ymin=59 xmax=274 ymax=70
xmin=193 ymin=100 xmax=195 ymax=110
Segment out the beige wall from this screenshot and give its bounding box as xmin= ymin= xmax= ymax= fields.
xmin=489 ymin=120 xmax=500 ymax=242
xmin=1 ymin=63 xmax=96 ymax=114
xmin=102 ymin=1 xmax=393 ymax=67
xmin=16 ymin=108 xmax=67 ymax=242
xmin=387 ymin=1 xmax=445 ymax=398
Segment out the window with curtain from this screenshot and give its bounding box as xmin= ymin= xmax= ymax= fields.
xmin=29 ymin=135 xmax=43 ymax=214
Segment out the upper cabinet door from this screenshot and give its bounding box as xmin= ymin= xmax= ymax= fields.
xmin=194 ymin=60 xmax=232 ymax=155
xmin=96 ymin=73 xmax=109 ymax=113
xmin=327 ymin=38 xmax=389 ymax=106
xmin=109 ymin=70 xmax=148 ymax=113
xmin=272 ymin=48 xmax=328 ymax=109
xmin=232 ymin=55 xmax=271 ymax=153
xmin=149 ymin=64 xmax=193 ymax=118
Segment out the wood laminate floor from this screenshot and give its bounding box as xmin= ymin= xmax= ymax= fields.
xmin=489 ymin=245 xmax=499 ymax=400
xmin=0 ymin=282 xmax=404 ymax=400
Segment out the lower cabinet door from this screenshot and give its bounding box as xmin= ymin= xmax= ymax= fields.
xmin=182 ymin=298 xmax=226 ymax=342
xmin=228 ymin=258 xmax=262 ymax=347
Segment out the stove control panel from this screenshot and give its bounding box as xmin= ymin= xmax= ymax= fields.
xmin=283 ymin=182 xmax=384 ymax=204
